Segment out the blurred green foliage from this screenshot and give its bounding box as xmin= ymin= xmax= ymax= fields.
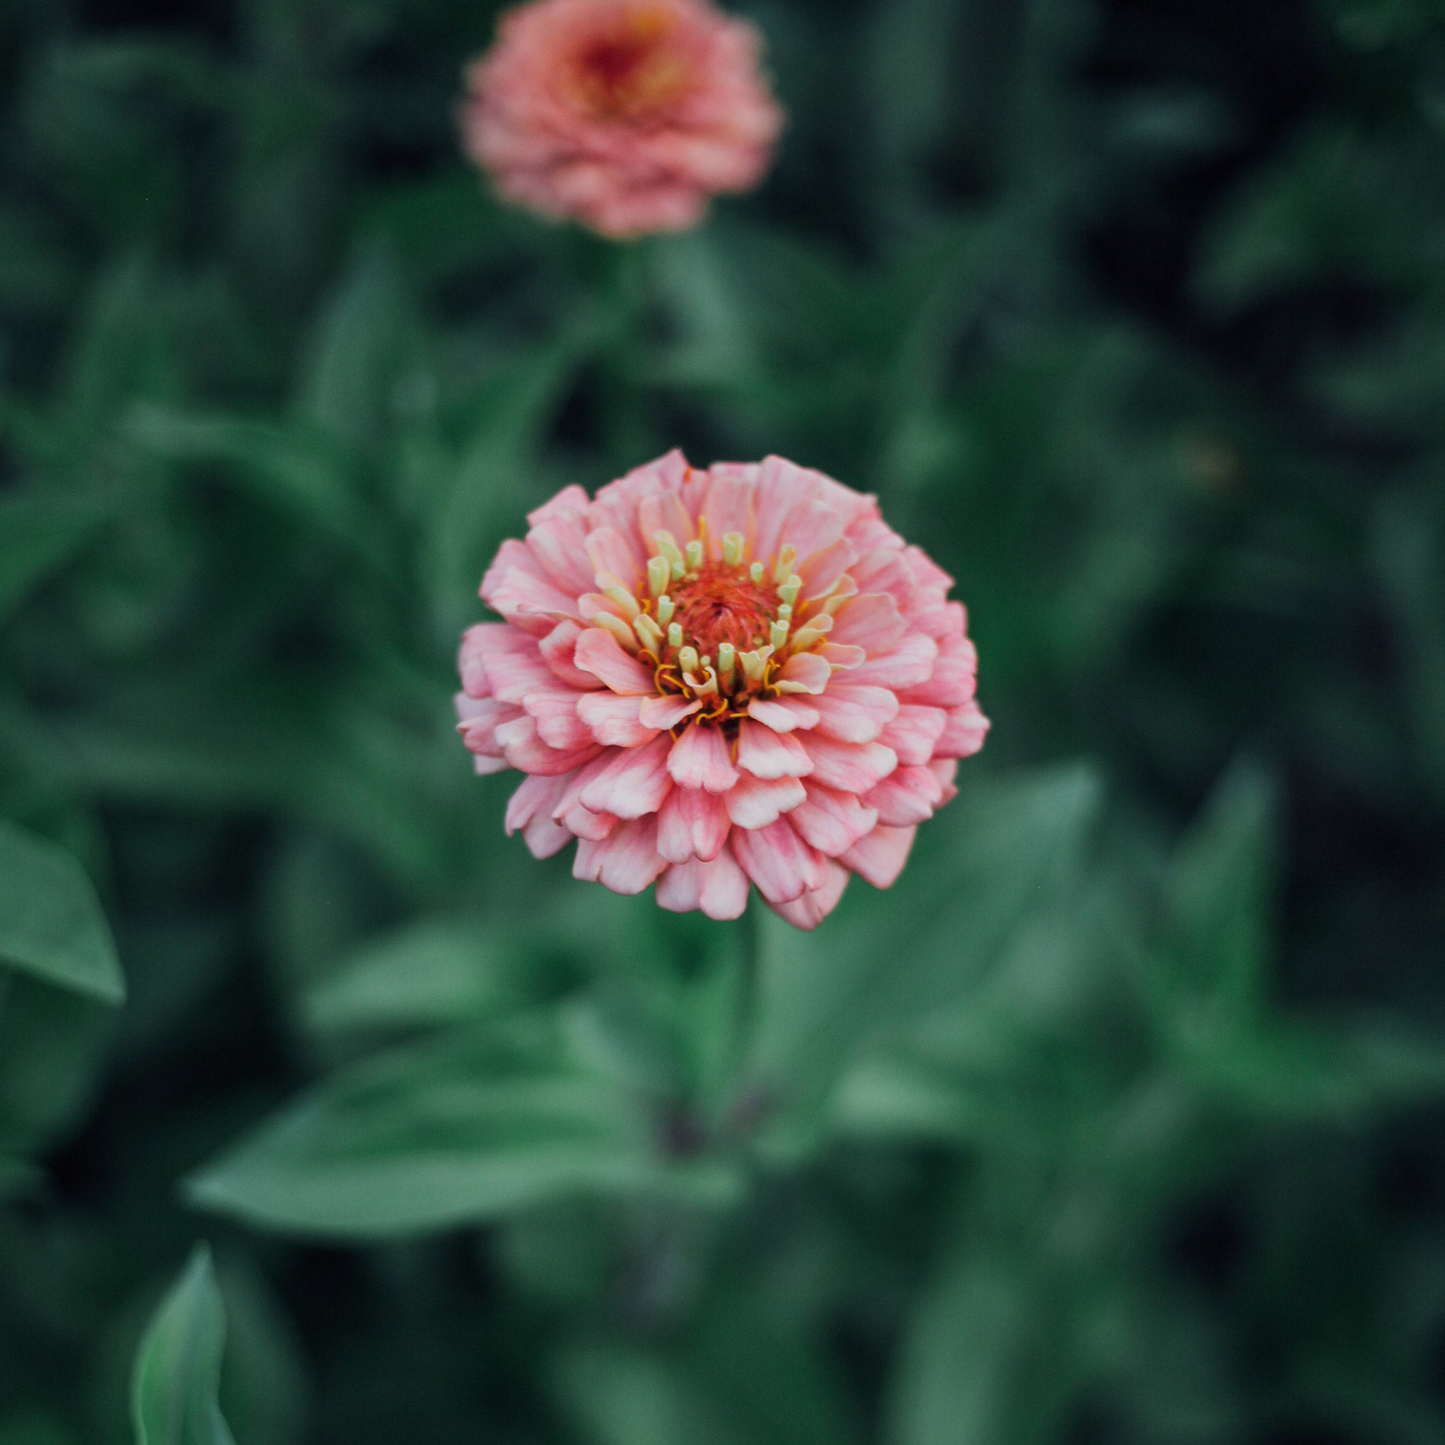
xmin=3 ymin=0 xmax=1445 ymax=1442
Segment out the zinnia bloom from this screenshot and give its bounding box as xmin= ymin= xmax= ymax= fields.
xmin=457 ymin=453 xmax=988 ymax=929
xmin=460 ymin=0 xmax=783 ymax=238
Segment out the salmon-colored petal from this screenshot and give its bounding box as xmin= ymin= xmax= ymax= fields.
xmin=639 ymin=695 xmax=703 ymax=730
xmin=574 ymin=818 xmax=667 ymax=895
xmin=472 ymin=630 xmax=553 ymax=704
xmin=638 ymin=490 xmax=696 ymax=551
xmin=539 ymin=619 xmax=603 ymax=690
xmin=527 ymin=514 xmax=594 ymax=595
xmin=576 ymin=692 xmax=651 ymax=747
xmin=456 ymin=694 xmax=507 ymax=760
xmin=701 ymin=472 xmax=756 ymax=558
xmin=863 ymin=765 xmax=945 ymax=827
xmin=769 ymin=860 xmax=849 ymax=930
xmin=584 ymin=526 xmax=644 ymax=591
xmin=747 ymin=697 xmax=820 ymax=732
xmin=929 ymin=756 xmax=959 ymax=805
xmin=504 ymin=772 xmax=570 ymax=836
xmin=777 ymin=499 xmax=846 ymax=563
xmin=842 ymin=823 xmax=917 ymax=889
xmin=724 ymin=773 xmax=806 ymax=829
xmin=752 ymin=456 xmax=821 ymax=563
xmin=656 ymin=851 xmax=749 ymax=921
xmin=846 ymin=634 xmax=939 ymax=690
xmin=527 ymin=485 xmax=589 ymax=527
xmin=667 ymin=725 xmax=739 ymax=793
xmin=657 ymin=784 xmax=730 ymax=863
xmin=731 ymin=818 xmax=827 ymax=905
xmin=523 ymin=689 xmax=593 ymax=750
xmin=899 ymin=636 xmax=977 ymax=707
xmin=880 ymin=705 xmax=948 ymax=766
xmin=578 ymin=734 xmax=672 ymax=818
xmin=459 ymin=622 xmax=507 ymax=698
xmin=788 ymin=782 xmax=877 ymax=857
xmin=796 ymin=537 xmax=855 ymax=600
xmin=574 ymin=627 xmax=656 ymax=695
xmin=736 ymin=719 xmax=813 ymax=778
xmin=495 ymin=714 xmax=603 ymax=776
xmin=800 ymin=734 xmax=898 ymax=793
xmin=810 ymin=684 xmax=900 ymax=743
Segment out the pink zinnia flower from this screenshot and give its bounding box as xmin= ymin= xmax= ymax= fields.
xmin=457 ymin=453 xmax=989 ymax=930
xmin=460 ymin=0 xmax=784 ymax=238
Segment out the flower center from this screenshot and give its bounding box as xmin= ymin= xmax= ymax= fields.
xmin=570 ymin=5 xmax=690 ymax=121
xmin=668 ymin=563 xmax=777 ymax=657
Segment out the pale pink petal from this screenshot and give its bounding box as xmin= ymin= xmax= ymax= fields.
xmin=818 ymin=643 xmax=866 ymax=670
xmin=456 ymin=694 xmax=507 ymax=760
xmin=700 ymin=472 xmax=756 ymax=557
xmin=899 ymin=636 xmax=978 ymax=708
xmin=796 ymin=537 xmax=855 ymax=600
xmin=747 ymin=697 xmax=821 ymax=732
xmin=495 ymin=714 xmax=603 ymax=776
xmin=788 ymin=783 xmax=878 ymax=857
xmin=842 ymin=824 xmax=917 ymax=890
xmin=724 ymin=773 xmax=806 ymax=829
xmin=539 ymin=619 xmax=603 ymax=690
xmin=863 ymin=765 xmax=945 ymax=827
xmin=522 ymin=811 xmax=573 ymax=859
xmin=769 ymin=860 xmax=849 ymax=930
xmin=574 ymin=627 xmax=656 ymax=695
xmin=584 ymin=526 xmax=644 ymax=591
xmin=731 ymin=818 xmax=827 ymax=905
xmin=473 ymin=631 xmax=555 ymax=704
xmin=775 ymin=653 xmax=831 ymax=695
xmin=459 ymin=623 xmax=504 ymax=698
xmin=810 ymin=684 xmax=900 ymax=743
xmin=638 ymin=490 xmax=697 ymax=551
xmin=847 ymin=634 xmax=939 ymax=690
xmin=800 ymin=734 xmax=898 ymax=793
xmin=639 ymin=695 xmax=703 ymax=730
xmin=667 ymin=725 xmax=739 ymax=793
xmin=829 ymin=593 xmax=908 ymax=653
xmin=527 ymin=514 xmax=594 ymax=595
xmin=558 ymin=799 xmax=618 ymax=841
xmin=576 ymin=692 xmax=652 ymax=747
xmin=736 ymin=719 xmax=813 ymax=778
xmin=935 ymin=701 xmax=990 ymax=758
xmin=880 ymin=705 xmax=948 ymax=766
xmin=504 ymin=772 xmax=570 ymax=836
xmin=578 ymin=734 xmax=673 ymax=818
xmin=574 ymin=818 xmax=666 ymax=895
xmin=527 ymin=485 xmax=589 ymax=527
xmin=656 ymin=851 xmax=749 ymax=921
xmin=523 ymin=689 xmax=594 ymax=751
xmin=656 ymin=784 xmax=730 ymax=863
xmin=929 ymin=756 xmax=960 ymax=805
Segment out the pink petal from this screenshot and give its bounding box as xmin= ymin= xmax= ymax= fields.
xmin=637 ymin=490 xmax=696 ymax=551
xmin=863 ymin=765 xmax=945 ymax=827
xmin=557 ymin=798 xmax=617 ymax=841
xmin=701 ymin=472 xmax=756 ymax=557
xmin=752 ymin=456 xmax=823 ymax=563
xmin=656 ymin=851 xmax=750 ymax=921
xmin=473 ymin=632 xmax=555 ymax=704
xmin=667 ymin=726 xmax=739 ymax=793
xmin=736 ymin=719 xmax=813 ymax=778
xmin=819 ymin=643 xmax=866 ymax=670
xmin=800 ymin=734 xmax=898 ymax=793
xmin=578 ymin=734 xmax=673 ymax=818
xmin=576 ymin=692 xmax=651 ymax=747
xmin=724 ymin=773 xmax=806 ymax=830
xmin=459 ymin=623 xmax=505 ymax=698
xmin=573 ymin=817 xmax=666 ymax=895
xmin=810 ymin=684 xmax=900 ymax=743
xmin=847 ymin=634 xmax=939 ymax=690
xmin=471 ymin=752 xmax=510 ymax=776
xmin=526 ymin=484 xmax=590 ymax=527
xmin=504 ymin=772 xmax=570 ymax=836
xmin=639 ymin=694 xmax=703 ymax=729
xmin=769 ymin=860 xmax=849 ymax=930
xmin=584 ymin=526 xmax=644 ymax=591
xmin=747 ymin=697 xmax=821 ymax=732
xmin=522 ymin=811 xmax=572 ymax=859
xmin=495 ymin=714 xmax=602 ymax=776
xmin=929 ymin=756 xmax=960 ymax=805
xmin=527 ymin=514 xmax=594 ymax=595
xmin=935 ymin=701 xmax=990 ymax=758
xmin=880 ymin=705 xmax=948 ymax=766
xmin=829 ymin=593 xmax=908 ymax=653
xmin=657 ymin=784 xmax=731 ymax=863
xmin=731 ymin=819 xmax=827 ymax=905
xmin=775 ymin=652 xmax=831 ymax=695
xmin=539 ymin=620 xmax=603 ymax=689
xmin=899 ymin=636 xmax=977 ymax=707
xmin=788 ymin=783 xmax=878 ymax=856
xmin=796 ymin=537 xmax=855 ymax=600
xmin=777 ymin=499 xmax=846 ymax=563
xmin=456 ymin=694 xmax=506 ymax=761
xmin=842 ymin=824 xmax=917 ymax=889
xmin=523 ymin=689 xmax=593 ymax=751
xmin=574 ymin=627 xmax=656 ymax=695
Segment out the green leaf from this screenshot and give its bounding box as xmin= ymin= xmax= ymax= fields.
xmin=1162 ymin=758 xmax=1276 ymax=1028
xmin=187 ymin=1009 xmax=739 ymax=1238
xmin=0 ymin=821 xmax=125 ymax=1004
xmin=131 ymin=1246 xmax=237 ymax=1445
xmin=0 ymin=491 xmax=115 ymax=622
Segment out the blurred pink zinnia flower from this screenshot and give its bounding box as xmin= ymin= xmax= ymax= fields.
xmin=460 ymin=0 xmax=784 ymax=238
xmin=457 ymin=453 xmax=989 ymax=930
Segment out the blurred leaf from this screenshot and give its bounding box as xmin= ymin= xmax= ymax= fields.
xmin=0 ymin=491 xmax=115 ymax=622
xmin=0 ymin=819 xmax=124 ymax=1004
xmin=188 ymin=1008 xmax=740 ymax=1238
xmin=131 ymin=1245 xmax=237 ymax=1445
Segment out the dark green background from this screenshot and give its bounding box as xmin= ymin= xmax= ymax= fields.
xmin=4 ymin=0 xmax=1445 ymax=1441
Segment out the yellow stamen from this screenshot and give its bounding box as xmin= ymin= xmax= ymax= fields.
xmin=668 ymin=622 xmax=684 ymax=650
xmin=591 ymin=612 xmax=639 ymax=652
xmin=717 ymin=642 xmax=736 ymax=686
xmin=770 ymin=619 xmax=790 ymax=650
xmin=647 ymin=556 xmax=670 ymax=598
xmin=656 ymin=595 xmax=675 ymax=627
xmin=722 ymin=532 xmax=744 ymax=566
xmin=778 ymin=574 xmax=802 ymax=608
xmin=634 ymin=614 xmax=664 ymax=652
xmin=679 ymin=645 xmax=700 ymax=676
xmin=603 ymin=584 xmax=641 ymax=620
xmin=739 ymin=648 xmax=769 ymax=683
xmin=685 ymin=539 xmax=704 ymax=572
xmin=653 ymin=530 xmax=684 ymax=570
xmin=749 ymin=561 xmax=765 ymax=584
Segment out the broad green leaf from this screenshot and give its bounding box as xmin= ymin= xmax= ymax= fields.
xmin=1162 ymin=758 xmax=1276 ymax=1028
xmin=0 ymin=821 xmax=124 ymax=1004
xmin=188 ymin=1009 xmax=740 ymax=1238
xmin=131 ymin=1246 xmax=237 ymax=1445
xmin=303 ymin=916 xmax=519 ymax=1036
xmin=750 ymin=765 xmax=1102 ymax=1135
xmin=0 ymin=491 xmax=115 ymax=621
